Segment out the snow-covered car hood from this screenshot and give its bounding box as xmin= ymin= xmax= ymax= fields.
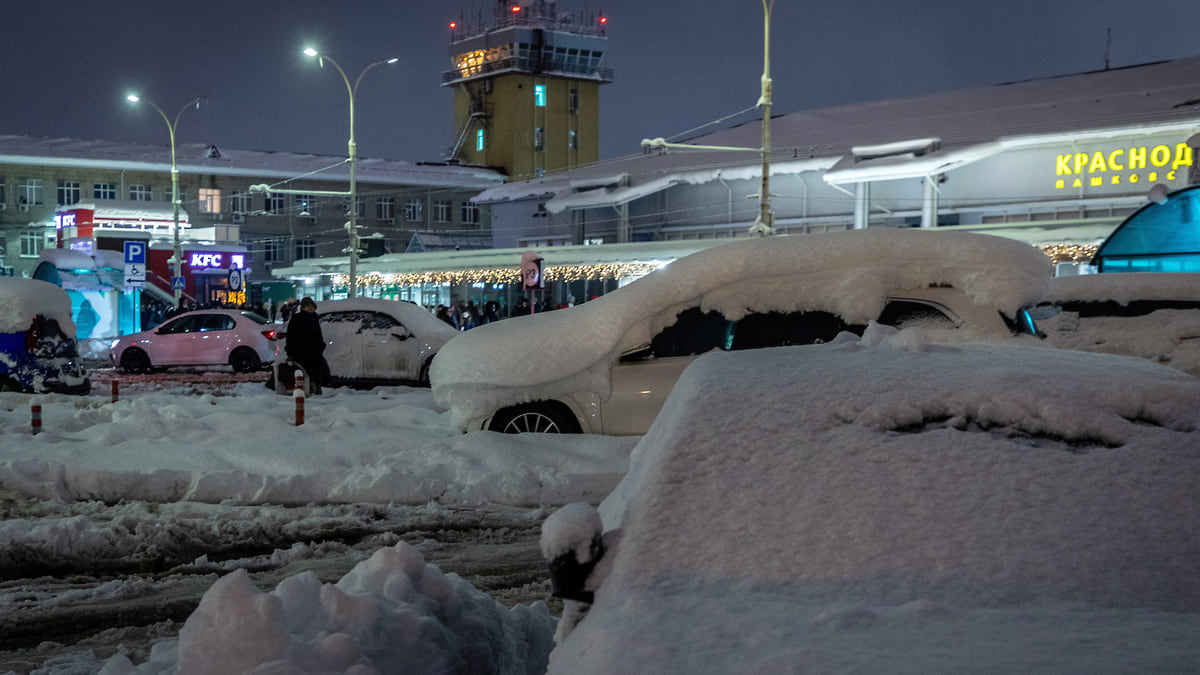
xmin=431 ymin=229 xmax=1052 ymax=425
xmin=0 ymin=277 xmax=78 ymax=335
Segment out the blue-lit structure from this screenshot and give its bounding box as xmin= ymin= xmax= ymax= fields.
xmin=1094 ymin=185 xmax=1200 ymax=273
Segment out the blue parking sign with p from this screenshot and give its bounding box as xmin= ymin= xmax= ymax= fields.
xmin=124 ymin=241 xmax=147 ymax=265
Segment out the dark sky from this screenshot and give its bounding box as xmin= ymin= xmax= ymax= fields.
xmin=6 ymin=0 xmax=1200 ymax=164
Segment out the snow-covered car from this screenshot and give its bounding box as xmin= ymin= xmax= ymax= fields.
xmin=1037 ymin=272 xmax=1200 ymax=378
xmin=0 ymin=277 xmax=91 ymax=394
xmin=541 ymin=329 xmax=1200 ymax=673
xmin=431 ymin=229 xmax=1051 ymax=435
xmin=110 ymin=309 xmax=277 ymax=374
xmin=270 ymin=297 xmax=458 ymax=390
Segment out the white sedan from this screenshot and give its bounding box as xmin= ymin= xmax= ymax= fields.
xmin=431 ymin=229 xmax=1052 ymax=435
xmin=272 ymin=298 xmax=458 ymax=389
xmin=110 ymin=309 xmax=276 ymax=374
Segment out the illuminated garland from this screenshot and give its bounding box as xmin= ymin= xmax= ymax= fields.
xmin=1039 ymin=243 xmax=1098 ymax=264
xmin=331 ymin=262 xmax=662 ymax=287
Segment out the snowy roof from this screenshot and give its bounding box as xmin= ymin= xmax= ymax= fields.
xmin=0 ymin=277 xmax=77 ymax=334
xmin=1044 ymin=272 xmax=1200 ymax=304
xmin=0 ymin=135 xmax=505 ymax=189
xmin=477 ymin=56 xmax=1200 ymax=204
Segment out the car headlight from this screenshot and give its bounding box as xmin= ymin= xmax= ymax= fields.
xmin=110 ymin=339 xmax=122 ymax=351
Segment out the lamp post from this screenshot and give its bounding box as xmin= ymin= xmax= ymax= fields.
xmin=126 ymin=94 xmax=204 ymax=308
xmin=303 ymin=48 xmax=398 ymax=299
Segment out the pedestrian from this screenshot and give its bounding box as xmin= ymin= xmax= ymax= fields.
xmin=280 ymin=298 xmax=294 ymax=323
xmin=435 ymin=304 xmax=454 ymax=327
xmin=285 ymin=297 xmax=330 ymax=395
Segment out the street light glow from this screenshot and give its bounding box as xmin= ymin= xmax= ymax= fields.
xmin=126 ymin=94 xmax=140 ymax=103
xmin=303 ymin=48 xmax=318 ymax=57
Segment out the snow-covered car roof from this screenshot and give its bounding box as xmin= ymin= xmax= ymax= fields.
xmin=0 ymin=277 xmax=77 ymax=335
xmin=314 ymin=297 xmax=459 ymax=339
xmin=431 ymin=229 xmax=1051 ymax=422
xmin=549 ymin=330 xmax=1200 ymax=673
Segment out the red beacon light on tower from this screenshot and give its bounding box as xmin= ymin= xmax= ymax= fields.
xmin=511 ymin=4 xmax=521 ymax=14
xmin=449 ymin=20 xmax=457 ymax=29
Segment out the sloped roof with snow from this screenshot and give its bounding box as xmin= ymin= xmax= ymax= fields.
xmin=476 ymin=56 xmax=1200 ymax=205
xmin=0 ymin=135 xmax=505 ymax=189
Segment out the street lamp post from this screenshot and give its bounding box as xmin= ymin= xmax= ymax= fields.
xmin=303 ymin=48 xmax=398 ymax=299
xmin=126 ymin=94 xmax=204 ymax=308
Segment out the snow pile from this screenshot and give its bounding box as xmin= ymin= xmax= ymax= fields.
xmin=0 ymin=277 xmax=78 ymax=335
xmin=1045 ymin=272 xmax=1200 ymax=305
xmin=553 ymin=328 xmax=1200 ymax=673
xmin=104 ymin=541 xmax=556 ymax=674
xmin=431 ymin=229 xmax=1051 ymax=427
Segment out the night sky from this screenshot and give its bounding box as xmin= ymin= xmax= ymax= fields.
xmin=6 ymin=0 xmax=1200 ymax=164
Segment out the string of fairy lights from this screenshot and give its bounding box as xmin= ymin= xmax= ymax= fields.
xmin=309 ymin=244 xmax=1098 ymax=290
xmin=332 ymin=262 xmax=662 ymax=288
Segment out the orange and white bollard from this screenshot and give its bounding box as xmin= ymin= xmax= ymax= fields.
xmin=294 ymin=369 xmax=305 ymax=395
xmin=294 ymin=387 xmax=305 ymax=426
xmin=31 ymin=401 xmax=42 ymax=435
xmin=111 ymin=379 xmax=119 ymax=404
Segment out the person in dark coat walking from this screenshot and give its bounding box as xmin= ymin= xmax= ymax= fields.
xmin=285 ymin=297 xmax=330 ymax=394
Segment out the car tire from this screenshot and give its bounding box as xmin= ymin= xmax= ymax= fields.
xmin=418 ymin=356 xmax=435 ymax=387
xmin=488 ymin=401 xmax=581 ymax=434
xmin=230 ymin=348 xmax=261 ymax=373
xmin=121 ymin=348 xmax=152 ymax=374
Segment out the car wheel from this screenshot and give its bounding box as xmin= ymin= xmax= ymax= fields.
xmin=230 ymin=348 xmax=261 ymax=373
xmin=489 ymin=401 xmax=581 ymax=434
xmin=0 ymin=375 xmax=21 ymax=393
xmin=418 ymin=356 xmax=435 ymax=387
xmin=121 ymin=348 xmax=152 ymax=374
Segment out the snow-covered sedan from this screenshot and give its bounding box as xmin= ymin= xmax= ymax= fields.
xmin=0 ymin=277 xmax=91 ymax=394
xmin=431 ymin=229 xmax=1051 ymax=435
xmin=542 ymin=330 xmax=1200 ymax=673
xmin=111 ymin=309 xmax=277 ymax=374
xmin=270 ymin=297 xmax=458 ymax=390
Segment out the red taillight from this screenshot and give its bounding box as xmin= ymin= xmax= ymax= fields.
xmin=263 ymin=330 xmax=277 ymax=341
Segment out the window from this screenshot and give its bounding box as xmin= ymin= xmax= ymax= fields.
xmin=296 ymin=239 xmax=316 ymax=260
xmin=534 ymin=83 xmax=547 ymax=107
xmin=129 ymin=184 xmax=152 ymax=201
xmin=230 ymin=191 xmax=250 ymax=214
xmin=476 ymin=129 xmax=485 ymax=152
xmin=20 ymin=179 xmax=44 ymax=206
xmin=19 ymin=230 xmax=51 ymax=257
xmin=348 ymin=197 xmax=366 ymax=219
xmin=433 ymin=200 xmax=452 ymax=223
xmin=729 ymin=310 xmax=858 ymax=351
xmin=93 ymin=183 xmax=116 ymax=200
xmin=198 ymin=188 xmax=221 ymax=214
xmin=262 ymin=239 xmax=283 ymax=263
xmin=57 ymin=181 xmax=80 ymax=206
xmin=265 ymin=192 xmax=285 ymax=214
xmin=461 ymin=202 xmax=481 ymax=225
xmin=569 ymin=88 xmax=579 ymax=113
xmin=295 ymin=194 xmax=317 ymax=216
xmin=569 ymin=129 xmax=578 ymax=150
xmin=403 ymin=198 xmax=423 ymax=222
xmin=534 ymin=127 xmax=544 ymax=151
xmin=0 ymin=179 xmax=6 ymax=206
xmin=376 ymin=197 xmax=395 ymax=221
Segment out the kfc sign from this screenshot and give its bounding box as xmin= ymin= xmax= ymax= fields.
xmin=188 ymin=252 xmax=246 ymax=269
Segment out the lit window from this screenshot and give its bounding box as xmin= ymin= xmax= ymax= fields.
xmin=295 ymin=194 xmax=316 ymax=216
xmin=534 ymin=84 xmax=547 ymax=107
xmin=476 ymin=128 xmax=485 ymax=152
xmin=129 ymin=184 xmax=152 ymax=201
xmin=199 ymin=188 xmax=222 ymax=214
xmin=569 ymin=129 xmax=578 ymax=150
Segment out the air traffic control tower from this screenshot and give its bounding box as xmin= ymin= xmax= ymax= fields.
xmin=443 ymin=1 xmax=613 ymax=179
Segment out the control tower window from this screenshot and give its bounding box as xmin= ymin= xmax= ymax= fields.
xmin=534 ymin=84 xmax=547 ymax=107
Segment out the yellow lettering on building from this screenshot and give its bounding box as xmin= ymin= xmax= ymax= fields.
xmin=1088 ymin=152 xmax=1108 ymax=173
xmin=1074 ymin=153 xmax=1089 ymax=173
xmin=1090 ymin=176 xmax=1103 ymax=186
xmin=1149 ymin=172 xmax=1159 ymax=182
xmin=1150 ymin=145 xmax=1171 ymax=167
xmin=1128 ymin=147 xmax=1147 ymax=169
xmin=1056 ymin=179 xmax=1066 ymax=188
xmin=1130 ymin=174 xmax=1140 ymax=183
xmin=1173 ymin=144 xmax=1193 ymax=170
xmin=1111 ymin=175 xmax=1121 ymax=184
xmin=1108 ymin=149 xmax=1125 ymax=170
xmin=1056 ymin=155 xmax=1072 ymax=175
xmin=1073 ymin=178 xmax=1083 ymax=188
